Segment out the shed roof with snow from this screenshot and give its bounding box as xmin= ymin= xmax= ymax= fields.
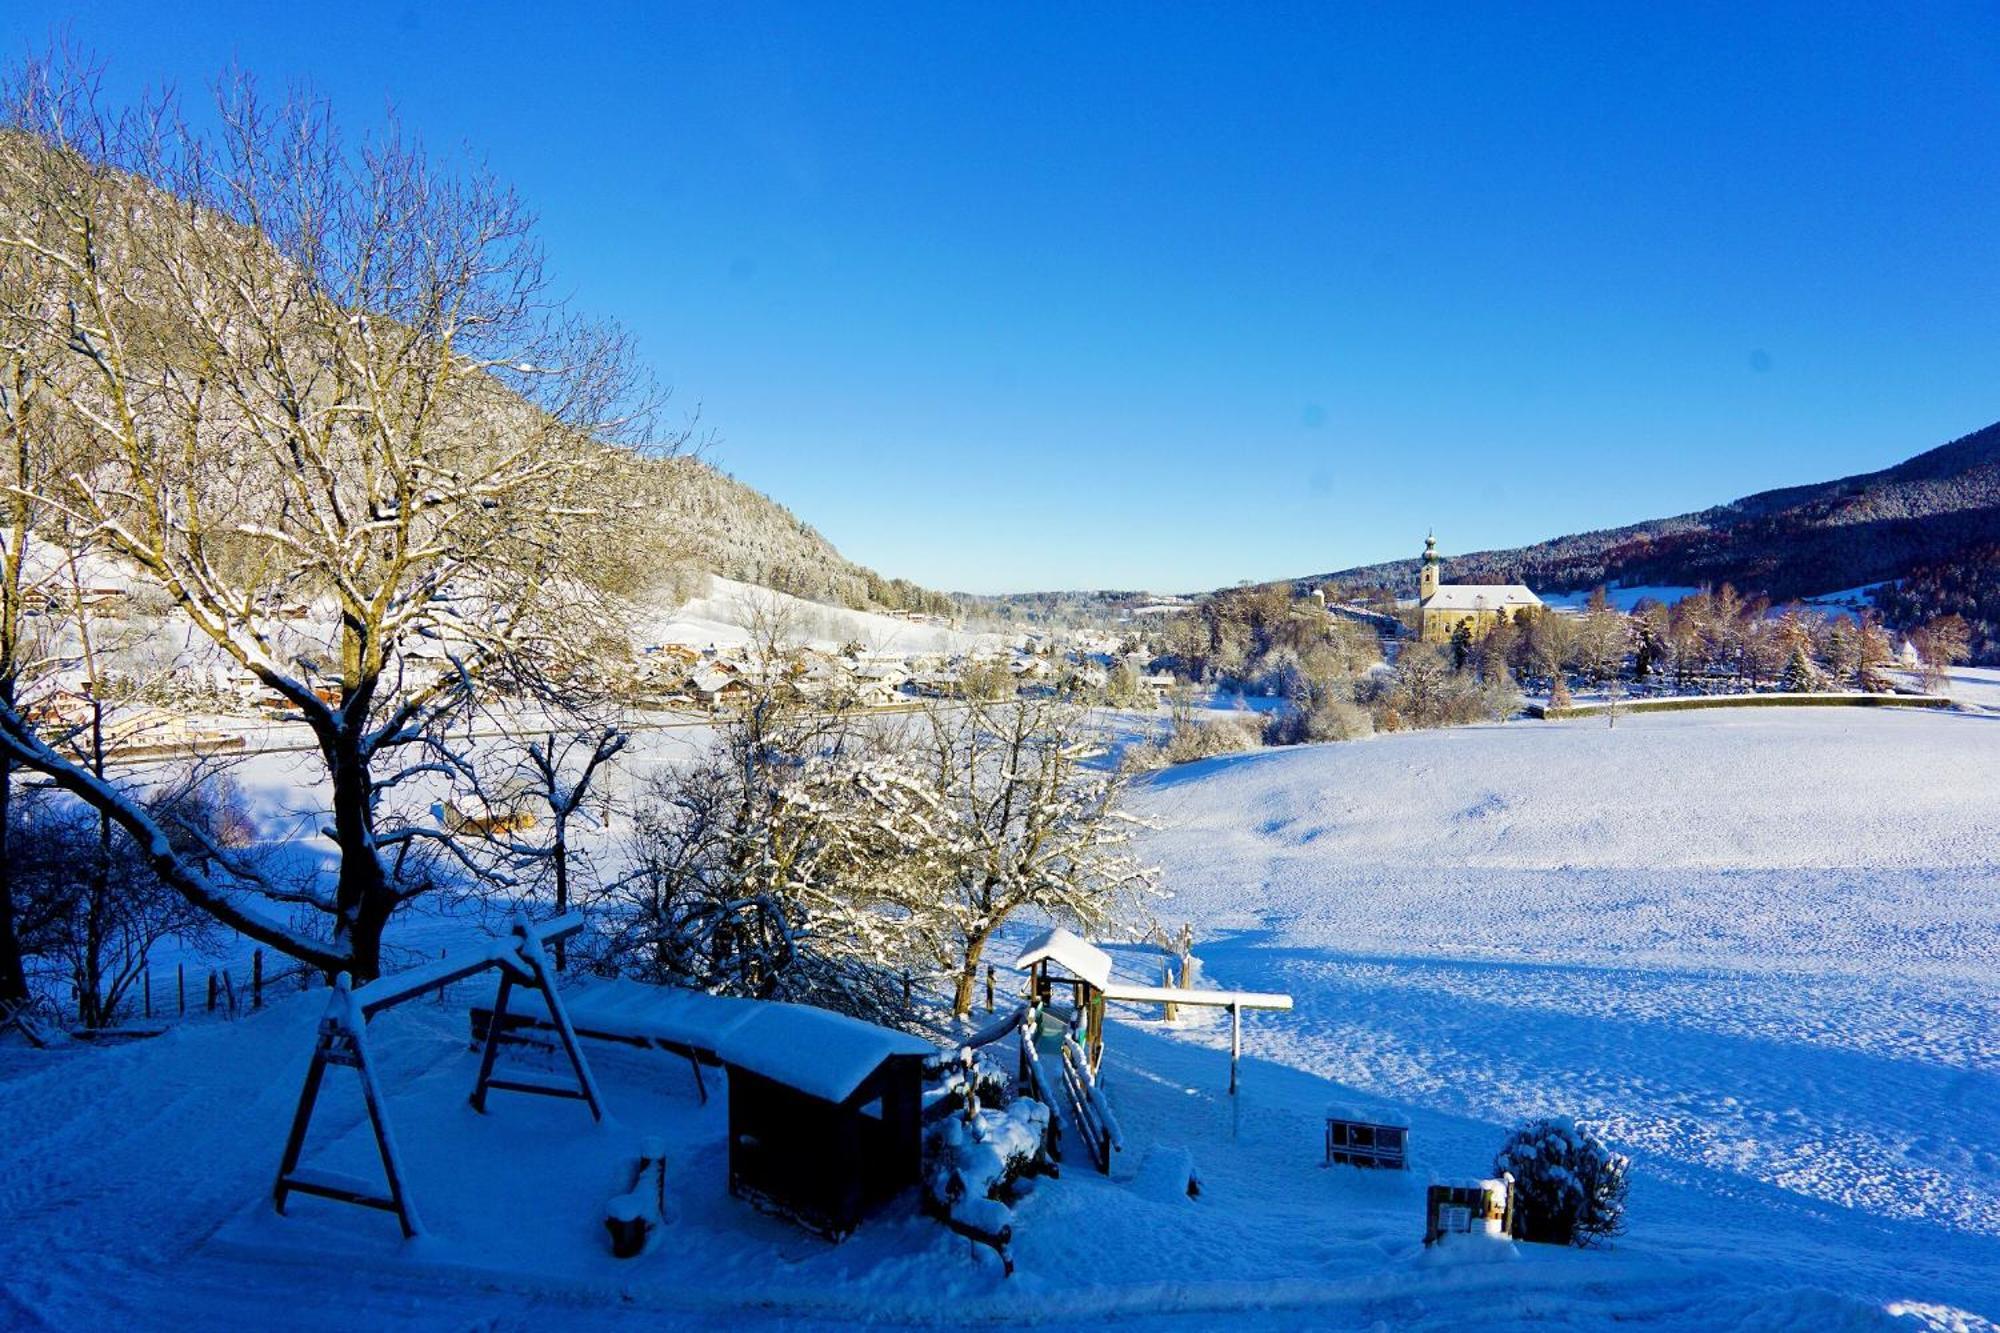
xmin=1013 ymin=926 xmax=1113 ymax=991
xmin=713 ymin=1002 xmax=934 ymax=1105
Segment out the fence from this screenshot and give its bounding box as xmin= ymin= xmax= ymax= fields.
xmin=40 ymin=948 xmax=1022 ymax=1039
xmin=40 ymin=940 xmax=491 ymax=1038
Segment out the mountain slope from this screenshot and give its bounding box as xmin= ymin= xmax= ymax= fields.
xmin=1319 ymin=419 xmax=2000 ymax=601
xmin=0 ymin=128 xmax=942 ymax=625
xmin=654 ymin=456 xmax=949 ymax=615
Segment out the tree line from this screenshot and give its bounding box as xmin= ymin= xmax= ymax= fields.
xmin=1141 ymin=581 xmax=1971 ymax=763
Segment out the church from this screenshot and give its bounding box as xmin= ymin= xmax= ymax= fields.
xmin=1414 ymin=532 xmax=1543 ymax=643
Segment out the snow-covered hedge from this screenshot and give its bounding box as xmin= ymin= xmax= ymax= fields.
xmin=1492 ymin=1117 xmax=1630 ymax=1247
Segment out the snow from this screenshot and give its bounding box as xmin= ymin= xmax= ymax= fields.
xmin=501 ymin=975 xmax=759 ymax=1054
xmin=637 ymin=574 xmax=1010 ymax=656
xmin=1013 ymin=925 xmax=1114 ymax=990
xmin=712 ymin=1001 xmax=936 ymax=1104
xmin=5 ymin=705 xmax=1998 ymax=1328
xmin=1123 ymin=705 xmax=2000 ymax=1321
xmin=1541 ymin=585 xmax=1703 ymax=612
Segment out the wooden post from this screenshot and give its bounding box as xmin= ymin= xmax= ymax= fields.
xmin=207 ymin=971 xmax=218 ymax=1013
xmin=253 ymin=949 xmax=264 ymax=1010
xmin=437 ymin=949 xmax=448 ymax=1003
xmin=1162 ymin=960 xmax=1178 ymax=1023
xmin=1229 ymin=1002 xmax=1241 ymax=1095
xmin=178 ymin=963 xmax=186 ymax=1016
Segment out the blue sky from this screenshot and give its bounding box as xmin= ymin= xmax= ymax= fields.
xmin=11 ymin=4 xmax=2000 ymax=592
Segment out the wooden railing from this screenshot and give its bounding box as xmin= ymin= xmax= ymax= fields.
xmin=1059 ymin=1024 xmax=1122 ymax=1174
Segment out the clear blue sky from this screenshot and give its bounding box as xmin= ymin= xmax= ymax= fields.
xmin=11 ymin=4 xmax=2000 ymax=593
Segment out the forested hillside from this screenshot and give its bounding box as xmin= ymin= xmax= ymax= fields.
xmin=0 ymin=128 xmax=943 ymax=623
xmin=653 ymin=456 xmax=950 ymax=614
xmin=1319 ymin=420 xmax=2000 ymax=604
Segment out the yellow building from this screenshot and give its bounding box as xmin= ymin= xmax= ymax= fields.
xmin=1415 ymin=532 xmax=1542 ymax=643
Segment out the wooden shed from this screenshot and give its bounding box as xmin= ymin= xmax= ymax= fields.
xmin=715 ymin=1003 xmax=935 ymax=1240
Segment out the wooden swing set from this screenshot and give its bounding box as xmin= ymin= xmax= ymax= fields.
xmin=272 ymin=913 xmax=603 ymax=1238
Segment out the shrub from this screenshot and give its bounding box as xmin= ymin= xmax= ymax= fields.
xmin=1492 ymin=1116 xmax=1630 ymax=1247
xmin=1153 ymin=714 xmax=1263 ymax=765
xmin=1264 ymin=695 xmax=1372 ymax=746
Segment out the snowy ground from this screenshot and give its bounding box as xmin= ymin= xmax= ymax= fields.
xmin=1127 ymin=705 xmax=2000 ymax=1326
xmin=4 ymin=705 xmax=1996 ymax=1329
xmin=635 ymin=574 xmax=1013 ymax=656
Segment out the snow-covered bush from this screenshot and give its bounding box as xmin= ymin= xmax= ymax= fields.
xmin=931 ymin=1048 xmax=1011 ymax=1115
xmin=1264 ymin=694 xmax=1372 ymax=746
xmin=1151 ymin=714 xmax=1262 ymax=765
xmin=1493 ymin=1117 xmax=1630 ymax=1247
xmin=924 ymin=1095 xmax=1052 ymax=1273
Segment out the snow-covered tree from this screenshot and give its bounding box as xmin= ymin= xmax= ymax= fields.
xmin=1780 ymin=643 xmax=1822 ymax=693
xmin=906 ymin=696 xmax=1160 ymax=1016
xmin=593 ymin=607 xmax=940 ymax=1017
xmin=0 ymin=55 xmax=666 ymax=979
xmin=1493 ymin=1117 xmax=1630 ymax=1247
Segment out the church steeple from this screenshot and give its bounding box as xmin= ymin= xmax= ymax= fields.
xmin=1419 ymin=530 xmax=1441 ymax=601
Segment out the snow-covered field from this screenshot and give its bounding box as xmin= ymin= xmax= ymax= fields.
xmin=1128 ymin=705 xmax=2000 ymax=1326
xmin=637 ymin=574 xmax=1011 ymax=656
xmin=3 ymin=705 xmax=1996 ymax=1329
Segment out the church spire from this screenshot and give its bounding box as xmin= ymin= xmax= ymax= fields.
xmin=1420 ymin=530 xmax=1441 ymax=601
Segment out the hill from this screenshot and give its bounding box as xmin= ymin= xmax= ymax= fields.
xmin=1317 ymin=419 xmax=2000 ymax=602
xmin=1127 ymin=705 xmax=2000 ymax=1319
xmin=653 ymin=455 xmax=950 ymax=616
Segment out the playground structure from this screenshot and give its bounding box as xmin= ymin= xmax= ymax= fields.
xmin=1015 ymin=927 xmax=1293 ymax=1091
xmin=1011 ymin=927 xmax=1293 ymax=1173
xmin=272 ymin=914 xmax=602 ymax=1238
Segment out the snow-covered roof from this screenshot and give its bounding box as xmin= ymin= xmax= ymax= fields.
xmin=713 ymin=1002 xmax=934 ymax=1104
xmin=503 ymin=977 xmax=758 ymax=1053
xmin=1326 ymin=1103 xmax=1411 ymax=1128
xmin=1421 ymin=584 xmax=1542 ymax=612
xmin=1013 ymin=926 xmax=1113 ymax=990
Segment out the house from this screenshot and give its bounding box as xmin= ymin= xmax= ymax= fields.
xmin=714 ymin=1003 xmax=934 ymax=1240
xmin=689 ymin=664 xmax=751 ymax=709
xmin=26 ymin=690 xmax=240 ymax=757
xmin=1414 ymin=533 xmax=1542 ymax=643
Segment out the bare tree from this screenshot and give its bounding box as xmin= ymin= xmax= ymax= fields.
xmin=426 ymin=722 xmax=629 ymax=971
xmin=0 ymin=53 xmax=668 ymax=979
xmin=1912 ymin=614 xmax=1970 ymax=694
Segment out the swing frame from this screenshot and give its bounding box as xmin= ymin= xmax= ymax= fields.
xmin=271 ymin=913 xmax=601 ymax=1238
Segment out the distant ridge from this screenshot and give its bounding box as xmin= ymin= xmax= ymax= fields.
xmin=1316 ymin=419 xmax=2000 ymax=602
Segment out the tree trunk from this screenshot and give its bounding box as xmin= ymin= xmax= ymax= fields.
xmin=552 ymin=824 xmax=569 ymax=972
xmin=952 ymin=926 xmax=998 ymax=1017
xmin=327 ymin=727 xmax=393 ymax=981
xmin=0 ymin=744 xmax=26 ymax=1008
xmin=84 ymin=698 xmax=113 ymax=1028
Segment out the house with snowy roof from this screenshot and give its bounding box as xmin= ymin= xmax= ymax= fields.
xmin=1414 ymin=532 xmax=1543 ymax=643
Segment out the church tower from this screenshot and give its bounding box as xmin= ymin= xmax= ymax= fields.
xmin=1419 ymin=531 xmax=1441 ymax=601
